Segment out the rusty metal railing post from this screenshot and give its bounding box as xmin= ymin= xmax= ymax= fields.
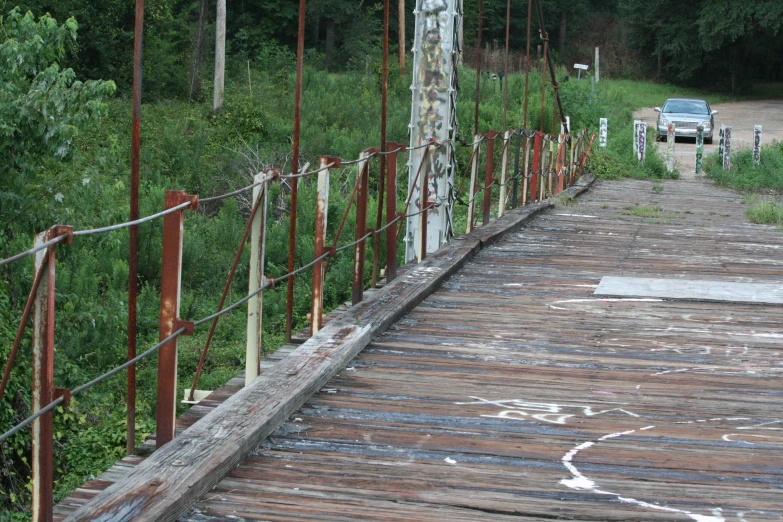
xmin=531 ymin=132 xmax=541 ymax=202
xmin=385 ymin=143 xmax=405 ymax=283
xmin=498 ymin=130 xmax=512 ymax=217
xmin=466 ymin=134 xmax=481 ymax=234
xmin=483 ymin=131 xmax=498 ymax=226
xmin=311 ymin=157 xmax=337 ymax=334
xmin=246 ymin=172 xmax=270 ymax=384
xmin=353 ymin=150 xmax=374 ymax=305
xmin=156 ymin=191 xmax=197 ymax=448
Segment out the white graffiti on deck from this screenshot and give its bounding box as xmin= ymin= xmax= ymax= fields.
xmin=455 ymin=397 xmax=639 ymax=425
xmin=560 ymin=425 xmax=725 ymax=522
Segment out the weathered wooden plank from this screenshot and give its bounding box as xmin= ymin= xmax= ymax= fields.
xmin=595 ymin=275 xmax=783 ymax=304
xmin=64 ymin=197 xmax=554 ymax=521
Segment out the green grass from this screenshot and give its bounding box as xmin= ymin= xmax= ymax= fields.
xmin=705 ymin=142 xmax=783 ymax=193
xmin=744 ymin=198 xmax=783 ymax=227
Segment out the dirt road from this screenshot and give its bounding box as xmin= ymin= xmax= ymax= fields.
xmin=635 ymin=98 xmax=783 ymax=179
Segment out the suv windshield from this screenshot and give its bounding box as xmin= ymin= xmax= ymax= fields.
xmin=663 ymin=100 xmax=709 ymax=114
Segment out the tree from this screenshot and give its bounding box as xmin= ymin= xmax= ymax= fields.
xmin=0 ymin=8 xmax=115 ymax=235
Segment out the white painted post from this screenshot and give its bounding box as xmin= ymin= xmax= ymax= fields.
xmin=466 ymin=135 xmax=480 ymax=234
xmin=498 ymin=130 xmax=512 ymax=217
xmin=633 ymin=120 xmax=641 ymax=157
xmin=723 ymin=126 xmax=732 ymax=171
xmin=753 ymin=125 xmax=762 ymax=166
xmin=213 ymin=0 xmax=226 ymax=112
xmin=599 ymin=118 xmax=607 ymax=148
xmin=594 ymin=47 xmax=600 ymax=82
xmin=245 ymin=172 xmax=268 ymax=385
xmin=638 ymin=122 xmax=647 ymax=165
xmin=560 ymin=116 xmax=570 ymax=135
xmin=666 ymin=123 xmax=676 ymax=172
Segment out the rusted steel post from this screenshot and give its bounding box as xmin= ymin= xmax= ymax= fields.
xmin=511 ymin=130 xmax=521 ymax=209
xmin=372 ymin=0 xmax=390 ymax=289
xmin=353 ymin=150 xmax=373 ymax=305
xmin=473 ymin=0 xmax=484 ymax=136
xmin=483 ymin=131 xmax=498 ymax=225
xmin=128 ymin=0 xmax=145 ymax=457
xmin=385 ymin=143 xmax=405 ymax=282
xmin=502 ymin=0 xmax=511 ymax=130
xmin=285 ymin=0 xmax=307 ymax=343
xmin=246 ymin=173 xmax=269 ymax=384
xmin=539 ymin=34 xmax=548 ymax=133
xmin=31 ymin=229 xmax=56 ymax=522
xmin=498 ymin=130 xmax=511 ymax=217
xmin=156 ymin=191 xmax=197 ymax=448
xmin=522 ymin=134 xmax=532 ymax=206
xmin=311 ymin=158 xmax=334 ymax=334
xmin=466 ymin=134 xmax=481 ymax=233
xmin=531 ymin=132 xmax=541 ymax=202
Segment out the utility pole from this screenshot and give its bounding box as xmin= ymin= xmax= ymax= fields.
xmin=213 ymin=0 xmax=226 ymax=112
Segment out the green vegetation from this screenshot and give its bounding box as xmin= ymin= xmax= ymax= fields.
xmin=705 ymin=142 xmax=783 ymax=193
xmin=743 ymin=196 xmax=783 ymax=228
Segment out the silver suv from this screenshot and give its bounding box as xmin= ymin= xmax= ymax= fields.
xmin=654 ymin=98 xmax=718 ymax=144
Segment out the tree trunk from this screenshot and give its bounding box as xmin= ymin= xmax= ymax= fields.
xmin=558 ymin=10 xmax=566 ymax=58
xmin=189 ymin=0 xmax=209 ymax=102
xmin=398 ymin=0 xmax=405 ymax=73
xmin=325 ymin=19 xmax=335 ymax=69
xmin=213 ymin=0 xmax=226 ymax=112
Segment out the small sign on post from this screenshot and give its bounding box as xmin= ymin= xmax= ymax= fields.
xmin=599 ymin=118 xmax=607 ymax=148
xmin=695 ymin=126 xmax=704 ymax=175
xmin=753 ymin=125 xmax=762 ymax=166
xmin=665 ymin=123 xmax=676 ymax=172
xmin=573 ymin=63 xmax=588 ymax=80
xmin=723 ymin=126 xmax=732 ymax=171
xmin=638 ymin=122 xmax=647 ymax=165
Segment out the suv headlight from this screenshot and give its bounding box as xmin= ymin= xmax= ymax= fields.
xmin=701 ymin=120 xmax=711 ymax=128
xmin=659 ymin=115 xmax=668 ymax=124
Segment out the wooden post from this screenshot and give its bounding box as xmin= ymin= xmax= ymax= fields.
xmin=466 ymin=135 xmax=481 ymax=233
xmin=311 ymin=158 xmax=331 ymax=334
xmin=246 ymin=173 xmax=269 ymax=385
xmin=213 ymin=0 xmax=226 ymax=112
xmin=483 ymin=131 xmax=498 ymax=226
xmin=723 ymin=126 xmax=732 ymax=171
xmin=385 ymin=144 xmax=404 ymax=283
xmin=666 ymin=123 xmax=676 ymax=172
xmin=555 ymin=135 xmax=565 ymax=195
xmin=753 ymin=125 xmax=762 ymax=166
xmin=522 ymin=135 xmax=532 ymax=206
xmin=31 ymin=229 xmax=56 ymax=522
xmin=594 ymin=46 xmax=600 ymax=82
xmin=599 ymin=118 xmax=607 ymax=148
xmin=353 ymin=150 xmax=372 ymax=304
xmin=546 ymin=137 xmax=554 ymax=199
xmin=156 ymin=191 xmax=198 ymax=448
xmin=638 ymin=122 xmax=647 ymax=166
xmin=498 ymin=130 xmax=511 ymax=217
xmin=511 ymin=131 xmax=521 ymax=209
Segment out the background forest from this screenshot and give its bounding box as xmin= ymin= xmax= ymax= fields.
xmin=1 ymin=0 xmax=782 ymax=517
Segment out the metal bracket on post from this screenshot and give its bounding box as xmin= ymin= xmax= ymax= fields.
xmin=498 ymin=130 xmax=512 ymax=217
xmin=353 ymin=149 xmax=376 ymax=305
xmin=483 ymin=130 xmax=499 ymax=225
xmin=246 ymin=170 xmax=272 ymax=384
xmin=156 ymin=191 xmax=198 ymax=449
xmin=311 ymin=158 xmax=337 ymax=335
xmin=466 ymin=134 xmax=481 ymax=233
xmin=385 ymin=143 xmax=405 ymax=283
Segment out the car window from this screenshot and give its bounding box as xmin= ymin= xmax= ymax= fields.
xmin=662 ymin=100 xmax=709 ymax=114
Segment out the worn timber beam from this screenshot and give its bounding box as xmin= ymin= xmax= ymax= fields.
xmin=63 ymin=176 xmax=596 ymax=521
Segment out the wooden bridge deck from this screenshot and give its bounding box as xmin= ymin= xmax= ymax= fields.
xmin=60 ymin=176 xmax=782 ymax=521
xmin=182 ymin=178 xmax=782 ymax=522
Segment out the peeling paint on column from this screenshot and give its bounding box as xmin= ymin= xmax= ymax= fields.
xmin=405 ymin=0 xmax=461 ymax=262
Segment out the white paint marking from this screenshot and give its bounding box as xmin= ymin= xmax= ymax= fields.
xmin=444 ymin=457 xmax=457 ymax=465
